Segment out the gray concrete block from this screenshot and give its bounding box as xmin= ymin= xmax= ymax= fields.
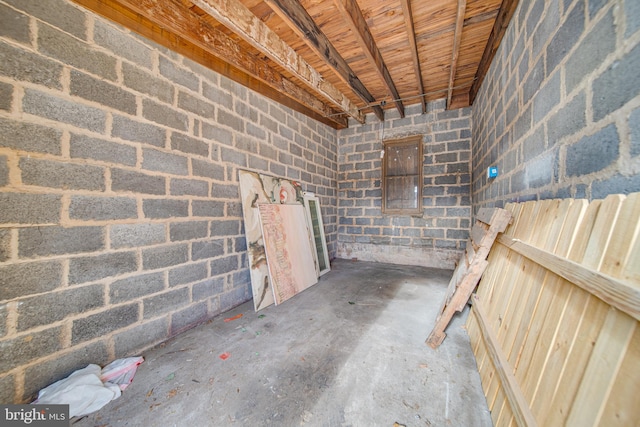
xmin=259 ymin=115 xmax=278 ymax=134
xmin=0 ymin=374 xmax=14 ymax=404
xmin=110 ymin=272 xmax=165 ymax=303
xmin=70 ymin=133 xmax=136 ymax=166
xmin=0 ymin=81 xmax=12 ymax=111
xmin=0 ymin=3 xmax=29 ymax=44
xmin=114 ymin=317 xmax=167 ymax=357
xmin=192 ymin=200 xmax=224 ymax=217
xmin=192 ymin=239 xmax=225 ymax=261
xmin=192 ymin=277 xmax=224 ymax=301
xmin=69 ymin=251 xmax=138 ymax=285
xmin=565 ymin=9 xmax=615 ymax=92
xmin=143 ymin=287 xmax=189 ymax=318
xmin=94 ymin=20 xmax=153 ymax=69
xmin=546 ymin=1 xmax=585 ymax=75
xmin=170 ymin=178 xmax=209 ymax=197
xmin=202 ymin=123 xmax=233 ymax=146
xmin=0 ymin=155 xmax=7 ymax=187
xmin=219 ymin=283 xmax=251 ymax=311
xmin=38 ymin=24 xmax=116 ymax=81
xmin=0 ymin=229 xmax=10 ymax=262
xmin=593 ymin=42 xmax=640 ymax=122
xmin=143 ymin=148 xmax=188 ymax=175
xmin=547 ymin=91 xmax=586 ymax=145
xmin=446 ymin=162 xmax=469 ymax=174
xmin=218 ymin=109 xmax=244 ymax=133
xmin=168 ymin=262 xmax=208 ymax=287
xmin=159 ymin=56 xmax=199 ymax=91
xmin=22 ymin=341 xmax=108 ymax=402
xmin=69 ymin=195 xmax=138 ymax=221
xmin=526 ymin=149 xmax=558 ymax=188
xmin=110 ymin=222 xmax=166 ymax=249
xmin=192 ymin=158 xmax=224 ymax=180
xmin=17 ymin=283 xmax=104 ymax=331
xmin=143 ymin=199 xmax=188 ymax=219
xmin=0 ymin=41 xmax=62 ymax=89
xmin=533 ymin=71 xmax=561 ymax=123
xmin=0 ymin=260 xmax=62 ymax=300
xmin=70 ymin=70 xmax=136 ymax=115
xmin=111 ymin=115 xmax=166 ymax=148
xmin=177 ymin=91 xmax=215 ymax=118
xmin=566 ymin=124 xmax=619 ymax=177
xmin=514 ymin=105 xmax=532 ymax=141
xmin=212 ymin=183 xmax=238 ymax=199
xmin=122 ymin=62 xmax=174 ymax=104
xmin=0 ymin=326 xmax=62 ymax=374
xmin=236 ymin=102 xmax=258 ymax=122
xmin=23 ymin=89 xmax=106 ymax=133
xmin=111 ymin=168 xmax=166 ymax=195
xmin=170 ymin=221 xmax=209 ymax=242
xmin=20 ymin=157 xmax=105 ymax=191
xmin=171 ymin=132 xmax=209 ymax=157
xmin=142 ymin=243 xmax=188 ymax=270
xmin=631 ymin=106 xmax=640 ymax=157
xmin=0 ymin=193 xmax=60 ymax=224
xmin=19 ymin=226 xmax=104 ymax=258
xmin=142 ymin=99 xmax=188 ymax=131
xmin=626 ymin=0 xmax=640 ymax=38
xmin=170 ymin=302 xmax=208 ymax=335
xmin=203 ymin=82 xmax=232 ymax=107
xmin=210 ymin=255 xmax=238 ymax=276
xmin=592 ymin=173 xmax=640 ymax=199
xmin=72 ymin=303 xmax=139 ymax=344
xmin=532 ymin=0 xmax=560 ymax=58
xmin=6 ymin=0 xmax=86 ymax=39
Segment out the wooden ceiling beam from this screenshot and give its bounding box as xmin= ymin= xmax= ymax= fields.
xmin=261 ymin=0 xmax=384 ymax=122
xmin=72 ymin=0 xmax=348 ymax=128
xmin=192 ymin=0 xmax=366 ymax=124
xmin=447 ymin=0 xmax=467 ymax=110
xmin=399 ymin=0 xmax=427 ymax=114
xmin=333 ymin=0 xmax=404 ymax=118
xmin=469 ymin=0 xmax=520 ymax=104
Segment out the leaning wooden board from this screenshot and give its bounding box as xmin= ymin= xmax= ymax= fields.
xmin=467 ymin=194 xmax=640 ymax=426
xmin=426 ymin=207 xmax=511 ymax=348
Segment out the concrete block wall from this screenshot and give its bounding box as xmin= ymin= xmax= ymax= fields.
xmin=472 ymin=0 xmax=640 ymax=209
xmin=336 ymin=101 xmax=472 ymax=269
xmin=0 ymin=0 xmax=337 ymax=403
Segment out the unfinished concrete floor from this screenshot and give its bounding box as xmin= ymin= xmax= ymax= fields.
xmin=76 ymin=259 xmax=492 ymax=426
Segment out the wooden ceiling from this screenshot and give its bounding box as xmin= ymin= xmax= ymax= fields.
xmin=73 ymin=0 xmax=519 ymax=128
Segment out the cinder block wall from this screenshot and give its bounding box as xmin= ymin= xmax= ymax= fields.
xmin=472 ymin=0 xmax=640 ymax=209
xmin=336 ymin=101 xmax=472 ymax=269
xmin=0 ymin=0 xmax=337 ymax=403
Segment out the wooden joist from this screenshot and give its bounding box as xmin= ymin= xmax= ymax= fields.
xmin=446 ymin=0 xmax=466 ymax=110
xmin=426 ymin=207 xmax=511 ymax=348
xmin=399 ymin=0 xmax=426 ymax=114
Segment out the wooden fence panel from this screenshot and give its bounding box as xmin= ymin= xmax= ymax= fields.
xmin=467 ymin=194 xmax=640 ymax=427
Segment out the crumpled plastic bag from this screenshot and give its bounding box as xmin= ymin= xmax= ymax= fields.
xmin=32 ymin=357 xmax=144 ymax=418
xmin=100 ymin=356 xmax=144 ymax=391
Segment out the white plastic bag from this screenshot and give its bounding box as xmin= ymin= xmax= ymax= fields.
xmin=100 ymin=356 xmax=144 ymax=391
xmin=33 ymin=364 xmax=121 ymax=418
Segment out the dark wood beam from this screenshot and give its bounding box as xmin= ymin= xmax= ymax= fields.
xmin=469 ymin=0 xmax=520 ymax=104
xmin=399 ymin=0 xmax=427 ymax=114
xmin=262 ymin=0 xmax=385 ymax=122
xmin=447 ymin=0 xmax=467 ymax=110
xmin=191 ymin=0 xmax=365 ymax=123
xmin=72 ymin=0 xmax=348 ymax=128
xmin=333 ymin=0 xmax=404 ymax=118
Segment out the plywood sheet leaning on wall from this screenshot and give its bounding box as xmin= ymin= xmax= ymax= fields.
xmin=466 ymin=193 xmax=640 ymax=426
xmin=238 ymin=170 xmax=305 ymax=311
xmin=258 ymin=204 xmax=318 ymax=305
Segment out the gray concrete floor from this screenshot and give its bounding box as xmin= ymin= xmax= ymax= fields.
xmin=76 ymin=259 xmax=492 ymax=427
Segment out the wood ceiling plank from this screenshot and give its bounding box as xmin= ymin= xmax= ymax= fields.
xmin=333 ymin=0 xmax=404 ymax=117
xmin=469 ymin=0 xmax=520 ymax=103
xmin=447 ymin=0 xmax=467 ymax=110
xmin=71 ymin=0 xmax=348 ymax=128
xmin=399 ymin=0 xmax=427 ymax=113
xmin=191 ymin=0 xmax=365 ymax=123
xmin=261 ymin=0 xmax=384 ymax=121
